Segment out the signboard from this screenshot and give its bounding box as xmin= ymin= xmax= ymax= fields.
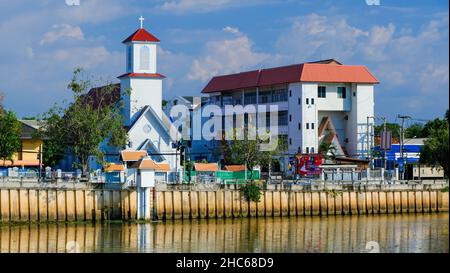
xmin=381 ymin=130 xmax=392 ymax=150
xmin=296 ymin=154 xmax=323 ymax=177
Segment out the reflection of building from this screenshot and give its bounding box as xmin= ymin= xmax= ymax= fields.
xmin=374 ymin=138 xmax=444 ymax=180
xmin=200 ymin=59 xmax=379 ymax=170
xmin=0 ymin=120 xmax=43 ymax=170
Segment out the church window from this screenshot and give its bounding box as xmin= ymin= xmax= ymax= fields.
xmin=140 ymin=46 xmax=150 ymax=70
xmin=127 ymin=45 xmax=132 ymax=71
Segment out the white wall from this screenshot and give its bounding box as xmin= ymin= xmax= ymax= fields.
xmin=316 ymin=83 xmax=352 ymax=111
xmin=129 ymin=78 xmax=163 ymax=121
xmin=126 ymin=42 xmax=158 ymax=74
xmin=346 ymin=84 xmax=374 ymax=158
xmin=301 ymin=83 xmax=318 ymax=153
xmin=139 ymin=169 xmax=155 ymax=187
xmin=288 ymin=82 xmax=302 ymax=154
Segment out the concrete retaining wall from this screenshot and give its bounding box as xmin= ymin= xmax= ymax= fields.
xmin=155 ymin=189 xmax=449 ymax=220
xmin=0 ymin=189 xmax=137 ymax=222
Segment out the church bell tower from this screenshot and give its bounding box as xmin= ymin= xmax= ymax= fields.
xmin=119 ymin=16 xmax=165 ymax=127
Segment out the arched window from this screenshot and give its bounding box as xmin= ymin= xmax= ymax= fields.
xmin=140 ymin=46 xmax=150 ymax=70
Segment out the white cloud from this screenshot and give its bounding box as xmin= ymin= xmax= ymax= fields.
xmin=276 ymin=14 xmax=368 ymax=62
xmin=419 ymin=64 xmax=449 ymax=92
xmin=187 ymin=31 xmax=269 ymax=82
xmin=154 ymin=0 xmax=275 ymax=14
xmin=222 ymin=26 xmax=241 ymax=35
xmin=40 ymin=24 xmax=84 ymax=45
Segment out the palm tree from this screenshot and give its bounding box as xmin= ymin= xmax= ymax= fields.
xmin=318 ymin=142 xmax=337 ymax=161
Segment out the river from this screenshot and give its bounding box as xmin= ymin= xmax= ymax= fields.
xmin=0 ymin=213 xmax=447 ymax=253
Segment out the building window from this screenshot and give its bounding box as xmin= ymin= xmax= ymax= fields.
xmin=311 ymin=98 xmax=315 ymax=105
xmin=306 ymin=98 xmax=309 ymax=105
xmin=337 ymin=87 xmax=347 ymax=99
xmin=306 ymin=123 xmax=309 ymax=129
xmin=278 ymin=111 xmax=288 ymax=126
xmin=127 ymin=45 xmax=132 ymax=71
xmin=244 ymin=91 xmax=256 ymax=105
xmin=289 ymin=114 xmax=292 ymax=122
xmin=289 ymin=138 xmax=292 ymax=145
xmin=289 ymin=90 xmax=292 ymax=97
xmin=259 ymin=90 xmax=271 ymax=103
xmin=311 ymin=123 xmax=315 ymax=129
xmin=140 ymin=46 xmax=150 ymax=70
xmin=272 ymin=88 xmax=288 ymax=102
xmin=318 ymin=86 xmax=326 ymax=98
xmin=353 ymin=91 xmax=356 ymax=97
xmin=306 ymin=147 xmax=309 ymax=153
xmin=298 ymin=98 xmax=301 ymax=105
xmin=298 ymin=123 xmax=301 ymax=130
xmin=265 ymin=112 xmax=271 ymax=127
xmin=311 ymin=147 xmax=315 ymax=153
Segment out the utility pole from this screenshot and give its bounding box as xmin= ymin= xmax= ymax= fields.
xmin=382 ymin=117 xmax=387 ymax=171
xmin=398 ymin=115 xmax=411 ymax=180
xmin=366 ymin=116 xmax=370 ymax=161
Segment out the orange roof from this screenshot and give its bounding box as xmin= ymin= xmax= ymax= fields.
xmin=224 ymin=165 xmax=246 ymax=172
xmin=194 ymin=163 xmax=219 ymax=172
xmin=300 ymin=64 xmax=379 ymax=84
xmin=202 ymin=62 xmax=378 ymax=93
xmin=104 ymin=163 xmax=125 ymax=172
xmin=156 ymin=163 xmax=171 ymax=172
xmin=0 ymin=160 xmax=40 ymax=167
xmin=130 ymin=158 xmax=171 ymax=172
xmin=121 ymin=150 xmax=148 ymax=162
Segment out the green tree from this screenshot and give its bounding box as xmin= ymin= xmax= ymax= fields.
xmin=0 ymin=110 xmax=22 ymax=166
xmin=374 ymin=123 xmax=400 ymax=140
xmin=405 ymin=123 xmax=424 ymax=138
xmin=318 ymin=142 xmax=337 ymax=160
xmin=420 ymin=127 xmax=449 ymax=178
xmin=222 ymin=127 xmax=286 ymax=179
xmin=40 ymin=68 xmax=129 ymax=176
xmin=422 ymin=118 xmax=448 ymax=137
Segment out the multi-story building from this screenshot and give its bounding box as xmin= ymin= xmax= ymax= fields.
xmin=200 ymin=59 xmax=379 ymax=171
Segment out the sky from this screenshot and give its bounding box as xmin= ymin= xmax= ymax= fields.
xmin=0 ymin=0 xmax=448 ymax=125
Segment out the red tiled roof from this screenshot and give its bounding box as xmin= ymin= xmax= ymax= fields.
xmin=122 ymin=28 xmax=160 ymax=43
xmin=118 ymin=73 xmax=166 ymax=79
xmin=223 ymin=165 xmax=246 ymax=172
xmin=194 ymin=163 xmax=219 ymax=172
xmin=202 ymin=63 xmax=379 ymax=93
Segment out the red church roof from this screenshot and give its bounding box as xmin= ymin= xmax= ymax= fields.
xmin=122 ymin=28 xmax=160 ymax=43
xmin=117 ymin=73 xmax=166 ymax=79
xmin=202 ymin=63 xmax=379 ymax=93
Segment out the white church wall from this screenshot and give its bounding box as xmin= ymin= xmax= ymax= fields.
xmin=129 ymin=78 xmax=162 ymax=121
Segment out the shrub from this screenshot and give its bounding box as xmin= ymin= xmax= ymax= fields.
xmin=240 ymin=181 xmax=262 ymax=202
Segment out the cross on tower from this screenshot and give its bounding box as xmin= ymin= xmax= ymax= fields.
xmin=139 ymin=16 xmax=145 ymax=29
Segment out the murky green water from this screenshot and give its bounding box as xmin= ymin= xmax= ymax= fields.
xmin=0 ymin=214 xmax=448 ymax=253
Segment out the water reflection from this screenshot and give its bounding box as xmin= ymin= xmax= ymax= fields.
xmin=0 ymin=214 xmax=448 ymax=253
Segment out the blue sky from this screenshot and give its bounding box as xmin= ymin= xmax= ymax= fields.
xmin=0 ymin=0 xmax=448 ymax=124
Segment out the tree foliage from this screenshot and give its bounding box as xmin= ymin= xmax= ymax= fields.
xmin=221 ymin=127 xmax=286 ymax=179
xmin=419 ymin=111 xmax=449 ymax=177
xmin=0 ymin=110 xmax=22 ymax=166
xmin=318 ymin=142 xmax=337 ymax=160
xmin=240 ymin=181 xmax=262 ymax=202
xmin=39 ymin=68 xmax=128 ymax=175
xmin=374 ymin=123 xmax=400 ymax=140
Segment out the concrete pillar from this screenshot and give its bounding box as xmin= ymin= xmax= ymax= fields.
xmin=137 ymin=187 xmax=151 ymax=220
xmin=381 ymin=168 xmax=385 ymax=182
xmin=366 ymin=168 xmax=371 ymax=181
xmin=395 ymin=168 xmax=399 ymax=181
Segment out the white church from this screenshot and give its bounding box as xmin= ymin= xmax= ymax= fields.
xmin=89 ymin=18 xmax=180 ymax=184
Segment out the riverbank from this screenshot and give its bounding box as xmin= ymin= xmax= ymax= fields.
xmin=0 ymin=183 xmax=447 ymax=223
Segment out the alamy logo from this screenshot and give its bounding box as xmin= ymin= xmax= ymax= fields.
xmin=365 ymin=0 xmax=380 ymax=5
xmin=65 ymin=0 xmax=80 ymax=6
